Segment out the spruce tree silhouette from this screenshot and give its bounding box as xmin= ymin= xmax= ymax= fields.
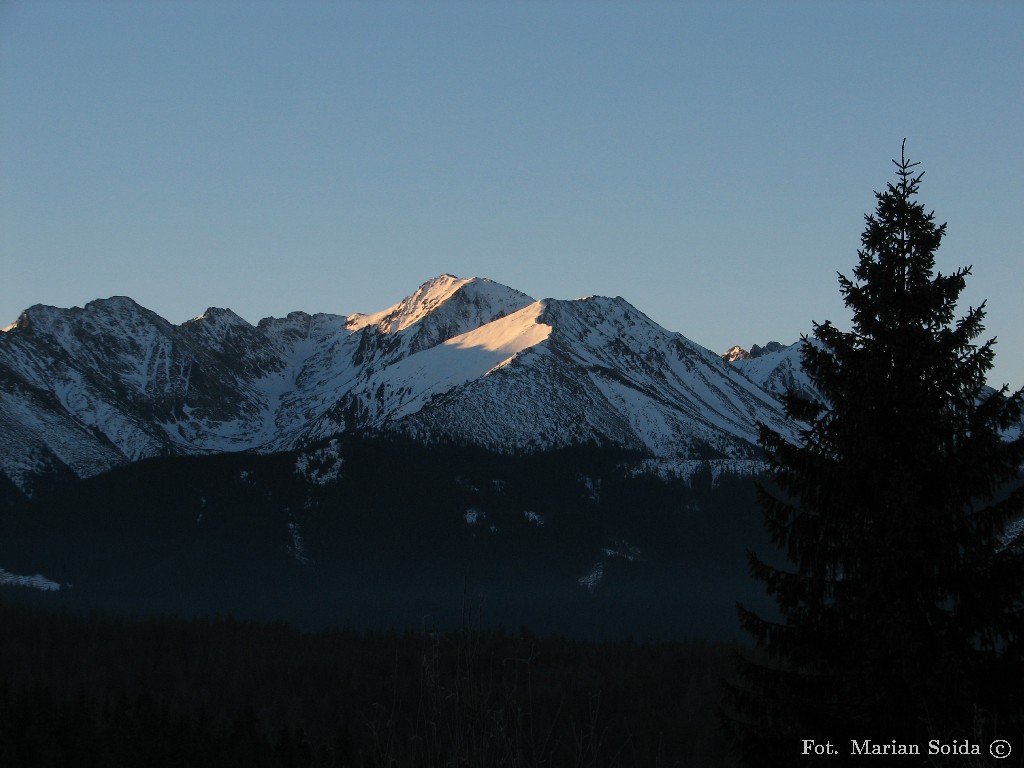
xmin=728 ymin=142 xmax=1024 ymax=766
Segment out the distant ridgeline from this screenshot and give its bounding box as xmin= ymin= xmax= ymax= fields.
xmin=0 ymin=274 xmax=807 ymax=497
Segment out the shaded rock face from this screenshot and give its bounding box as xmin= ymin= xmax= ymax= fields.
xmin=722 ymin=341 xmax=789 ymax=362
xmin=749 ymin=341 xmax=788 ymax=359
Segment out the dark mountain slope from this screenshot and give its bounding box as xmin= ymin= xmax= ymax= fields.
xmin=0 ymin=438 xmax=773 ymax=640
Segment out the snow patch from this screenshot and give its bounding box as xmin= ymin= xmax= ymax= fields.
xmin=286 ymin=521 xmax=312 ymax=565
xmin=578 ymin=474 xmax=601 ymax=502
xmin=1002 ymin=516 xmax=1024 ymax=550
xmin=624 ymin=458 xmax=768 ymax=486
xmin=602 ymin=540 xmax=641 ymax=561
xmin=0 ymin=568 xmax=61 ymax=592
xmin=455 ymin=475 xmax=480 ymax=492
xmin=577 ymin=562 xmax=604 ymax=592
xmin=294 ymin=439 xmax=343 ymax=486
xmin=523 ymin=510 xmax=544 ymax=526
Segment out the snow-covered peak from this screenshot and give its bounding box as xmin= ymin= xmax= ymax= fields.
xmin=347 ymin=274 xmax=470 ymax=333
xmin=346 ymin=275 xmax=534 ymax=336
xmin=256 ymin=311 xmax=347 ymax=338
xmin=64 ymin=296 xmax=164 ymax=332
xmin=723 ymin=342 xmax=789 ymax=363
xmin=538 ymin=294 xmax=684 ymax=354
xmin=188 ymin=307 xmax=250 ymax=326
xmin=350 ymin=301 xmax=553 ymax=422
xmin=722 ymin=345 xmax=751 ymax=362
xmin=388 ymin=290 xmax=797 ymax=459
xmin=5 ymin=304 xmax=70 ymax=335
xmin=86 ymin=295 xmax=145 ymax=313
xmin=1 ymin=311 xmax=31 ymax=333
xmin=732 ymin=340 xmax=818 ymax=401
xmin=4 ymin=298 xmax=171 ymax=353
xmin=179 ymin=307 xmax=274 ymax=361
xmin=180 ymin=308 xmax=255 ymax=347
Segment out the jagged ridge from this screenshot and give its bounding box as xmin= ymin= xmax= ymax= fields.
xmin=0 ymin=275 xmax=797 ymax=493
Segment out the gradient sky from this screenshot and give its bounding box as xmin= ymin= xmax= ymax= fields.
xmin=2 ymin=1 xmax=1022 ymax=389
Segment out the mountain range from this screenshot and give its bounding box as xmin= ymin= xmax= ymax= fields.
xmin=0 ymin=274 xmax=813 ymax=496
xmin=3 ymin=275 xmax=1020 ymax=639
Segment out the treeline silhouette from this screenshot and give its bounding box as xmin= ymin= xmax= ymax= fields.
xmin=0 ymin=599 xmax=739 ymax=767
xmin=2 ymin=437 xmax=770 ymax=642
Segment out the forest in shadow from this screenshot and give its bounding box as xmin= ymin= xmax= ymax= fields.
xmin=0 ymin=599 xmax=739 ymax=767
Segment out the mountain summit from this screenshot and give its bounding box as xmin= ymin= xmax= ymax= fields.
xmin=0 ymin=276 xmax=796 ymax=494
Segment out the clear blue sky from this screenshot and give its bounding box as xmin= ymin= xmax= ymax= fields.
xmin=2 ymin=1 xmax=1022 ymax=389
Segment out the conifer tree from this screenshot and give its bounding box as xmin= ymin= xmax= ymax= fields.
xmin=730 ymin=143 xmax=1024 ymax=765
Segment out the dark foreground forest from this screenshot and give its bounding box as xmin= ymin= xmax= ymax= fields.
xmin=0 ymin=599 xmax=739 ymax=767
